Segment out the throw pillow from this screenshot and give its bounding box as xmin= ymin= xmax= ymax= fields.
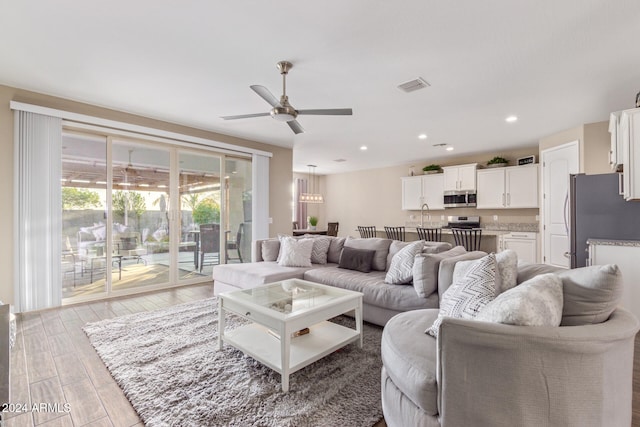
xmin=426 ymin=253 xmax=497 ymax=338
xmin=556 ymin=264 xmax=623 ymax=326
xmin=451 ymin=249 xmax=518 ymax=294
xmin=308 ymin=236 xmax=331 ymax=264
xmin=385 ymin=240 xmax=424 ymax=285
xmin=516 ymin=260 xmax=563 ymax=284
xmin=422 ymin=241 xmax=453 ymax=254
xmin=261 ymin=239 xmax=280 ymax=262
xmin=476 ymin=273 xmax=563 ymax=326
xmin=277 ymin=237 xmax=314 ymax=267
xmin=344 ymin=237 xmax=392 ymax=271
xmin=327 ymin=237 xmax=346 ymax=264
xmin=338 ymin=247 xmax=376 ymax=273
xmin=412 ymin=246 xmax=467 ymax=298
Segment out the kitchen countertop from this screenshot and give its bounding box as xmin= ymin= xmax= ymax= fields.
xmin=587 ymin=238 xmax=640 ymax=247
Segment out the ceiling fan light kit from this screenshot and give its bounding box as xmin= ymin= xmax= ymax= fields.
xmin=221 ymin=60 xmax=352 ymax=134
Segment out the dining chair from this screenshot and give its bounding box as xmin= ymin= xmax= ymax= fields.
xmin=384 ymin=226 xmax=406 ymax=241
xmin=416 ymin=227 xmax=442 ymax=242
xmin=199 ymin=223 xmax=221 ymax=272
xmin=358 ymin=226 xmax=377 ymax=238
xmin=451 ymin=228 xmax=483 ymax=251
xmin=327 ymin=222 xmax=339 ymax=237
xmin=225 ymin=223 xmax=244 ymax=263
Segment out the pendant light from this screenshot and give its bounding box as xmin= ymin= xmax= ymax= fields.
xmin=300 ymin=164 xmax=324 ymax=204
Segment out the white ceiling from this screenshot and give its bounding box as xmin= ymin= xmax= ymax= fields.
xmin=2 ymin=1 xmax=640 ymax=174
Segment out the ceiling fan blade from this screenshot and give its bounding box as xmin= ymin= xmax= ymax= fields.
xmin=297 ymin=108 xmax=353 ymax=116
xmin=220 ymin=112 xmax=270 ymax=120
xmin=250 ymin=85 xmax=281 ymax=107
xmin=287 ymin=120 xmax=304 ymax=134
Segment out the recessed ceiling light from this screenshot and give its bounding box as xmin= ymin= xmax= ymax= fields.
xmin=418 ymin=133 xmax=428 ymax=140
xmin=446 ymin=147 xmax=454 ymax=151
xmin=505 ymin=115 xmax=518 ymax=123
xmin=360 ymin=145 xmax=368 ymax=151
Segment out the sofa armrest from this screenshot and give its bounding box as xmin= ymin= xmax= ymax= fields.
xmin=437 ymin=309 xmax=639 ymax=427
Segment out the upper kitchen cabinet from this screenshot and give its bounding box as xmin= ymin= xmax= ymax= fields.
xmin=401 ymin=174 xmax=445 ymax=210
xmin=477 ymin=164 xmax=539 ymax=209
xmin=442 ymin=163 xmax=477 ymax=191
xmin=609 ymin=112 xmax=623 ymax=171
xmin=616 ymin=108 xmax=640 ymax=200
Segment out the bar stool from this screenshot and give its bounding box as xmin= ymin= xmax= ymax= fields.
xmin=384 ymin=226 xmax=406 ymax=241
xmin=358 ymin=226 xmax=377 ymax=238
xmin=451 ymin=228 xmax=483 ymax=251
xmin=416 ymin=227 xmax=442 ymax=242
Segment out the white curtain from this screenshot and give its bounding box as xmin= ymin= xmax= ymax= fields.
xmin=14 ymin=111 xmax=63 ymax=312
xmin=252 ymin=153 xmax=270 ymax=251
xmin=294 ymin=178 xmax=308 ymax=228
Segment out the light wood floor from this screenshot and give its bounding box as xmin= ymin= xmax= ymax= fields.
xmin=4 ymin=285 xmax=638 ymax=427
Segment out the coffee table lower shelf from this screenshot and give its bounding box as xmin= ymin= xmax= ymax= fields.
xmin=223 ymin=321 xmax=360 ymax=383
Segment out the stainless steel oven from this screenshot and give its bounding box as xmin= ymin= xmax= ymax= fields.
xmin=443 ymin=190 xmax=477 ymax=208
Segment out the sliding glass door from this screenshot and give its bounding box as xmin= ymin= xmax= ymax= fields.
xmin=61 ymin=130 xmax=250 ymax=303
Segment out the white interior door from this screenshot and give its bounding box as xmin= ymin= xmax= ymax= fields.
xmin=541 ymin=141 xmax=579 ymax=267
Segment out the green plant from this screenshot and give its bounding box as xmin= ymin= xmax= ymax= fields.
xmin=422 ymin=164 xmax=441 ymax=172
xmin=487 ymin=156 xmax=509 ymax=165
xmin=192 ymin=198 xmax=220 ymax=224
xmin=308 ymin=216 xmax=318 ymax=226
xmin=112 ymin=191 xmax=146 ymax=227
xmin=62 ymin=187 xmax=101 ymax=210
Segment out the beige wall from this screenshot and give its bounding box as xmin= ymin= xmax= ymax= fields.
xmin=325 ymin=146 xmax=540 ymax=239
xmin=538 ymin=121 xmax=610 ymax=174
xmin=0 ymin=85 xmax=292 ymax=306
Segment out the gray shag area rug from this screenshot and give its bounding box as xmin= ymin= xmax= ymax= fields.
xmin=83 ymin=297 xmax=383 ymax=427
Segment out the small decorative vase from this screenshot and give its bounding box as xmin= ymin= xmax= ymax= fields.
xmin=309 ymin=225 xmax=317 ymax=231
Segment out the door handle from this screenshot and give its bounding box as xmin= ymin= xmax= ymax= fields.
xmin=563 ymin=251 xmax=571 ymax=258
xmin=563 ymin=192 xmax=569 ymax=236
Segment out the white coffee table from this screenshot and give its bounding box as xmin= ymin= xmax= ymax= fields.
xmin=218 ymin=279 xmax=363 ymax=392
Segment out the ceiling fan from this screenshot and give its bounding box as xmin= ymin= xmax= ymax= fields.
xmin=220 ymin=61 xmax=353 ymax=134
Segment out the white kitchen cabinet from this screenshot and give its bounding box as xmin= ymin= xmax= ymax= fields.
xmin=476 ymin=164 xmax=538 ymax=209
xmin=401 ymin=174 xmax=444 ymax=210
xmin=499 ymin=232 xmax=539 ymax=263
xmin=589 ymin=241 xmax=640 ymax=321
xmin=618 ymin=108 xmax=640 ymax=201
xmin=442 ymin=163 xmax=477 ymax=191
xmin=609 ymin=112 xmax=622 ymax=171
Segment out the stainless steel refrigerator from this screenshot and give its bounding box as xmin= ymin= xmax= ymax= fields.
xmin=569 ymin=173 xmax=640 ymax=268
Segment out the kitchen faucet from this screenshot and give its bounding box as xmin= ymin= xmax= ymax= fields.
xmin=420 ymin=203 xmax=430 ymax=227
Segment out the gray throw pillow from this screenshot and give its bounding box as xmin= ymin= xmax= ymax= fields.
xmin=261 ymin=239 xmax=280 ymax=262
xmin=516 ymin=260 xmax=563 ymax=285
xmin=437 ymin=250 xmax=487 ymax=298
xmin=344 ymin=237 xmax=392 ymax=271
xmin=338 ymin=247 xmax=376 ymax=273
xmin=327 ymin=237 xmax=346 ymax=264
xmin=306 ymin=236 xmax=331 ymax=264
xmin=452 ymin=249 xmax=518 ymax=294
xmin=385 ymin=240 xmax=424 ymax=285
xmin=412 ymin=246 xmax=467 ymax=298
xmin=426 ymin=253 xmax=497 ymax=338
xmin=476 ymin=273 xmax=563 ymax=326
xmin=386 ymin=240 xmax=412 ymax=270
xmin=557 ymin=264 xmax=623 ymax=326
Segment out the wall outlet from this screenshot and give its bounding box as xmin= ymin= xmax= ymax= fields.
xmin=493 ymin=215 xmax=499 ymax=221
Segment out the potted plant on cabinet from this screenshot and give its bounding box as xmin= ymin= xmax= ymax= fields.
xmin=487 ymin=156 xmax=509 ymax=168
xmin=308 ymin=216 xmax=318 ymax=230
xmin=422 ymin=164 xmax=442 ymax=174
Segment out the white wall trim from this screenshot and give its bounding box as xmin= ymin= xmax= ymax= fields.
xmin=10 ymin=101 xmax=273 ymax=158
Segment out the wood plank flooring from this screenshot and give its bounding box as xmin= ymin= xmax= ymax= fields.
xmin=3 ymin=284 xmax=638 ymax=426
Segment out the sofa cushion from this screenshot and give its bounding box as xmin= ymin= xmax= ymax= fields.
xmin=303 ymin=267 xmax=438 ymax=312
xmin=327 ymin=237 xmax=346 ymax=264
xmin=381 ymin=309 xmax=440 ymax=415
xmin=476 ymin=273 xmax=563 ymax=326
xmin=412 ymin=246 xmax=467 ymax=298
xmin=452 ymin=249 xmax=518 ymax=294
xmin=437 ymin=251 xmax=488 ymax=299
xmin=308 ymin=236 xmax=332 ymax=264
xmin=213 ymin=262 xmax=318 ymax=289
xmin=516 ymin=260 xmax=563 ymax=284
xmin=338 ymin=247 xmax=375 ymax=273
xmin=427 ymin=254 xmax=497 ymax=338
xmin=261 ymin=239 xmax=280 ymax=262
xmin=422 ymin=241 xmax=453 ymax=254
xmin=278 ymin=237 xmax=314 ymax=267
xmin=557 ymin=264 xmax=623 ymax=326
xmin=344 ymin=237 xmax=392 ymax=271
xmin=385 ymin=240 xmax=424 ymax=285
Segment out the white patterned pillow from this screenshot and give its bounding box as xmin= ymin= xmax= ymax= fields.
xmin=385 ymin=240 xmax=424 ymax=285
xmin=308 ymin=236 xmax=331 ymax=264
xmin=452 ymin=249 xmax=518 ymax=294
xmin=476 ymin=273 xmax=563 ymax=326
xmin=426 ymin=253 xmax=497 ymax=338
xmin=277 ymin=237 xmax=313 ymax=267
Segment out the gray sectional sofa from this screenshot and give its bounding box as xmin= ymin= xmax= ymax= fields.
xmin=212 ymin=235 xmax=481 ymax=326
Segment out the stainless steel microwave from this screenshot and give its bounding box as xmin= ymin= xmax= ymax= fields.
xmin=443 ymin=190 xmax=477 ymax=208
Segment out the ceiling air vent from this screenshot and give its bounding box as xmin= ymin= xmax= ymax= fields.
xmin=397 ymin=77 xmax=430 ymax=93
xmin=333 ymin=159 xmax=347 ymax=163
